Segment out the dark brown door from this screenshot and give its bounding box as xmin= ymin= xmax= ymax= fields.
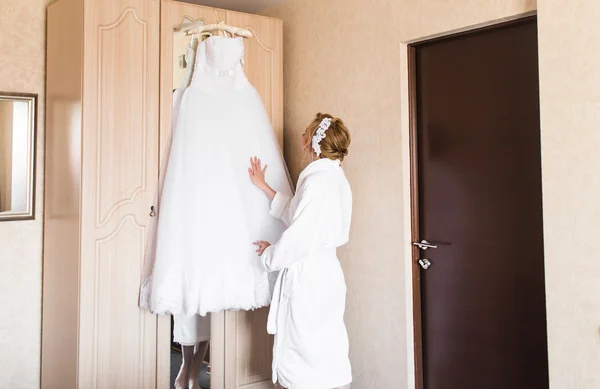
xmin=413 ymin=17 xmax=549 ymax=389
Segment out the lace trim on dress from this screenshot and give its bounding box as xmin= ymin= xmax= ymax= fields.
xmin=139 ymin=269 xmax=277 ymax=316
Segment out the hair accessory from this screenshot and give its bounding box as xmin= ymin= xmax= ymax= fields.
xmin=311 ymin=117 xmax=332 ymax=156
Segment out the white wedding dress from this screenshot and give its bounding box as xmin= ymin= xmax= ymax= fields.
xmin=140 ymin=36 xmax=292 ymax=316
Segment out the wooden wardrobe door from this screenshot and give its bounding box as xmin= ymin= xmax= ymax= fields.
xmin=79 ymin=1 xmax=160 ymax=388
xmin=223 ymin=12 xmax=283 ymax=389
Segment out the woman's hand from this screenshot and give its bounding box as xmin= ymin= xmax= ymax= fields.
xmin=249 ymin=156 xmax=268 ymax=189
xmin=249 ymin=157 xmax=276 ymax=200
xmin=253 ymin=240 xmax=271 ymax=256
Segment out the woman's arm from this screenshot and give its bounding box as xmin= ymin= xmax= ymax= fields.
xmin=248 ymin=157 xmax=276 ymax=201
xmin=249 ymin=156 xmax=294 ymax=225
xmin=260 ymin=180 xmax=324 ymax=272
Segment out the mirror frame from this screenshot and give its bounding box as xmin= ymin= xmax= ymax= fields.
xmin=0 ymin=92 xmax=37 ymax=221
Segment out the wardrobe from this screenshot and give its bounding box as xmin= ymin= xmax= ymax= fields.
xmin=42 ymin=0 xmax=283 ymax=388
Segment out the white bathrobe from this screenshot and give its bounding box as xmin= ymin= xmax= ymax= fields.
xmin=262 ymin=158 xmax=353 ymax=389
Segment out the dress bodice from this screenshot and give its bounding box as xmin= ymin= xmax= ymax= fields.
xmin=190 ymin=36 xmax=250 ymax=92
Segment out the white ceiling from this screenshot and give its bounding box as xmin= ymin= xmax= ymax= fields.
xmin=176 ymin=0 xmax=288 ymax=13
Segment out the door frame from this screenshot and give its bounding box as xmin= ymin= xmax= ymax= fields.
xmin=399 ymin=11 xmax=538 ymax=389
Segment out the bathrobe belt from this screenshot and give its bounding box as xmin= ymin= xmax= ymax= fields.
xmin=267 ymin=249 xmax=337 ymax=335
xmin=266 ymin=249 xmax=337 ymax=384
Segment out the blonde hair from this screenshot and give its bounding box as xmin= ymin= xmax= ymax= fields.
xmin=307 ymin=113 xmax=351 ymax=161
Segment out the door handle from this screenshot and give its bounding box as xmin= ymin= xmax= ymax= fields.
xmin=149 ymin=206 xmax=156 ymax=217
xmin=413 ymin=240 xmax=437 ymax=250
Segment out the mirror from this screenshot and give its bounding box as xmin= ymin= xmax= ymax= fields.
xmin=173 ymin=17 xmax=204 ymax=89
xmin=0 ymin=92 xmax=37 ymax=221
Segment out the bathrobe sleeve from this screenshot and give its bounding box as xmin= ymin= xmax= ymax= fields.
xmin=261 ymin=178 xmax=325 ymax=272
xmin=270 ymin=192 xmax=293 ymax=226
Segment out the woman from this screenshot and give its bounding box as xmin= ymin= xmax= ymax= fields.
xmin=248 ymin=113 xmax=353 ymax=389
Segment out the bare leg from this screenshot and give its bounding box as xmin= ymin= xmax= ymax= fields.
xmin=188 ymin=340 xmax=210 ymax=389
xmin=174 ymin=344 xmax=196 ymax=389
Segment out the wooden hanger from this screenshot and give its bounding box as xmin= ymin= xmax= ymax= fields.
xmin=195 ymin=8 xmax=253 ymax=39
xmin=174 ymin=10 xmax=252 ymax=39
xmin=196 ymin=21 xmax=253 ymax=39
xmin=174 ymin=18 xmax=212 ymax=41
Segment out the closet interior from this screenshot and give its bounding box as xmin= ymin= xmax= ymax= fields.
xmin=42 ymin=0 xmax=283 ymax=388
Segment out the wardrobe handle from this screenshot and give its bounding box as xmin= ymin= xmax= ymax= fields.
xmin=149 ymin=206 xmax=156 ymax=217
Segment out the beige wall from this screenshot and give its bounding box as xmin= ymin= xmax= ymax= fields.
xmin=537 ymin=1 xmax=600 ymax=388
xmin=0 ymin=0 xmax=52 ymax=387
xmin=263 ymin=0 xmax=600 ymax=388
